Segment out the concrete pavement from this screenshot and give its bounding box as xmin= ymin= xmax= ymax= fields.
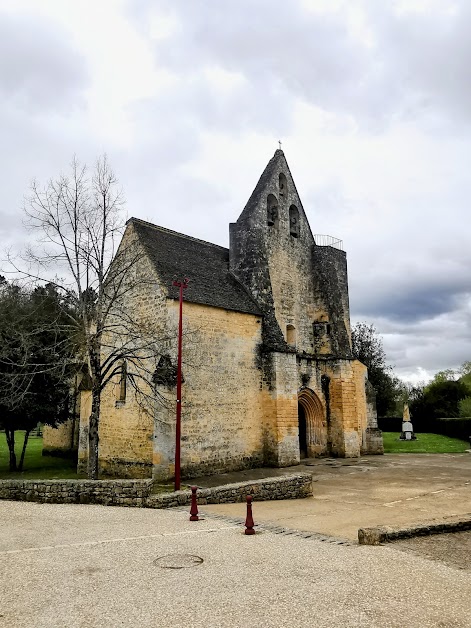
xmin=199 ymin=453 xmax=471 ymax=540
xmin=1 ymin=499 xmax=471 ymax=628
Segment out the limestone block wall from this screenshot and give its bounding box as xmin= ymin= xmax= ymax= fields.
xmin=153 ymin=301 xmax=264 ymax=480
xmin=362 ymin=377 xmax=384 ymax=455
xmin=311 ymin=245 xmax=352 ymax=355
xmin=327 ymin=360 xmax=363 ymax=457
xmin=295 ymin=357 xmax=377 ymax=458
xmin=77 ymin=227 xmax=174 ymax=478
xmin=267 ymin=351 xmax=299 ymax=467
xmin=229 ymin=149 xmax=352 ymax=359
xmin=0 ymin=474 xmax=312 ymax=508
xmin=147 ymin=473 xmax=313 ymax=507
xmin=0 ymin=479 xmax=153 ymax=506
xmin=42 ymin=419 xmax=78 ymax=456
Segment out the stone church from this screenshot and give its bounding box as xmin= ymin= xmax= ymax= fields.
xmin=44 ymin=149 xmax=383 ymax=479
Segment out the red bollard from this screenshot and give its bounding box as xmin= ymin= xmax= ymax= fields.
xmin=189 ymin=486 xmax=199 ymax=521
xmin=244 ymin=495 xmax=256 ymax=535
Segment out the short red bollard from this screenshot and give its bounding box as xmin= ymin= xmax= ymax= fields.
xmin=190 ymin=486 xmax=199 ymax=521
xmin=244 ymin=495 xmax=255 ymax=535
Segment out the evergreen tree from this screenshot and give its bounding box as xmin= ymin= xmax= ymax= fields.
xmin=351 ymin=322 xmax=399 ymax=416
xmin=0 ymin=280 xmax=76 ymax=470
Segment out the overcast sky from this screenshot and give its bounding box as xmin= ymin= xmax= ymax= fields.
xmin=1 ymin=0 xmax=470 ymax=383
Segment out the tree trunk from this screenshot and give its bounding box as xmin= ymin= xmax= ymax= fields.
xmin=18 ymin=429 xmax=32 ymax=471
xmin=5 ymin=428 xmax=17 ymax=471
xmin=88 ymin=387 xmax=101 ymax=479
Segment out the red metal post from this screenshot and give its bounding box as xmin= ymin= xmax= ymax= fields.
xmin=244 ymin=495 xmax=256 ymax=535
xmin=190 ymin=486 xmax=199 ymax=521
xmin=173 ymin=278 xmax=188 ymax=492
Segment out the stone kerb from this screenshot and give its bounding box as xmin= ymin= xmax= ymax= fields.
xmin=358 ymin=514 xmax=471 ymax=545
xmin=0 ymin=473 xmax=312 ymax=509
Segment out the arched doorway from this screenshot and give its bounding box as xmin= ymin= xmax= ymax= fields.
xmin=298 ymin=388 xmax=327 ymax=458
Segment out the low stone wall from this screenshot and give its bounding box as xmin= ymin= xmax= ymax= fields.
xmin=0 ymin=473 xmax=312 ymax=509
xmin=147 ymin=474 xmax=313 ymax=508
xmin=0 ymin=479 xmax=153 ymax=507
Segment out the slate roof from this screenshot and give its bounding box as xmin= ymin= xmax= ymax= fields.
xmin=129 ymin=218 xmax=262 ymax=316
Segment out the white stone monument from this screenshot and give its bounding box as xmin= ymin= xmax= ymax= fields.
xmin=400 ymin=404 xmax=416 ymax=440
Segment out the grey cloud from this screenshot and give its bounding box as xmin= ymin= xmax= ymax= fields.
xmin=129 ymin=0 xmax=471 ymax=131
xmin=370 ymin=3 xmax=471 ymax=127
xmin=0 ymin=10 xmax=89 ymax=113
xmin=127 ymin=0 xmax=369 ymax=132
xmin=375 ymin=305 xmax=471 ymax=376
xmin=352 ymin=278 xmax=471 ymax=323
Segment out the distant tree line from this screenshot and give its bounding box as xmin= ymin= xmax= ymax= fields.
xmin=351 ymin=321 xmax=471 ymax=425
xmin=407 ymin=363 xmax=471 ymax=424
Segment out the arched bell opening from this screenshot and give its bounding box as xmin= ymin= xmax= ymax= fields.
xmin=298 ymin=388 xmax=328 ymax=458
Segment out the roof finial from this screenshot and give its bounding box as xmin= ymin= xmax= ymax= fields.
xmin=278 ymin=139 xmax=282 ymax=150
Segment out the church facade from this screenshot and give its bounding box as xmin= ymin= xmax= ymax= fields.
xmin=50 ymin=149 xmax=383 ymax=479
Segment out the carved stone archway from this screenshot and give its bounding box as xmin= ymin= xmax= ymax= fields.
xmin=298 ymin=388 xmax=328 ymax=457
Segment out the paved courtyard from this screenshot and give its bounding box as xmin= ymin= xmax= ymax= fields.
xmin=199 ymin=453 xmax=471 ymax=540
xmin=1 ymin=453 xmax=471 ymax=627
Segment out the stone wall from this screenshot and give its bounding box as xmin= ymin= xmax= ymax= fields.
xmin=0 ymin=479 xmax=153 ymax=506
xmin=0 ymin=473 xmax=312 ymax=508
xmin=148 ymin=473 xmax=312 ymax=508
xmin=75 ymin=150 xmax=381 ymax=479
xmin=153 ymin=300 xmax=265 ymax=480
xmin=77 ymin=228 xmax=169 ymax=478
xmin=43 ymin=419 xmax=78 ymax=457
xmin=227 ymin=148 xmax=372 ymax=461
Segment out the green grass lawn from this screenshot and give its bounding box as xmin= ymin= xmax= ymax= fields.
xmin=0 ymin=431 xmax=81 ymax=480
xmin=383 ymin=432 xmax=469 ymax=454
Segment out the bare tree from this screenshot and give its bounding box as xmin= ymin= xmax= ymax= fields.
xmin=10 ymin=156 xmax=167 ymax=478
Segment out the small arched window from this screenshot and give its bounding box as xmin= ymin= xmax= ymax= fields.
xmin=289 ymin=205 xmax=300 ymax=238
xmin=267 ymin=194 xmax=278 ymax=227
xmin=279 ymin=173 xmax=287 ymax=197
xmin=287 ymin=324 xmax=296 ymax=346
xmin=118 ymin=360 xmax=127 ymax=402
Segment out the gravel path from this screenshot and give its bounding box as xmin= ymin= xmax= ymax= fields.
xmin=391 ymin=530 xmax=471 ymax=571
xmin=2 ymin=501 xmax=471 ymax=627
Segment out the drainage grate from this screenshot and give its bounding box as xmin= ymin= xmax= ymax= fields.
xmin=154 ymin=554 xmax=204 ymax=569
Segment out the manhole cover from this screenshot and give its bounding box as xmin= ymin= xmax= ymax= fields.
xmin=154 ymin=554 xmax=204 ymax=569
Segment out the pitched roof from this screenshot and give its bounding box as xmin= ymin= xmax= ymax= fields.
xmin=129 ymin=218 xmax=262 ymax=316
xmin=237 ymin=149 xmax=284 ymax=223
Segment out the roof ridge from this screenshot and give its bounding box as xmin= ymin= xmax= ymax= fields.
xmin=128 ymin=217 xmax=228 ymax=252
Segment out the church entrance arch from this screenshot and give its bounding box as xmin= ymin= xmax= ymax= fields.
xmin=298 ymin=388 xmax=327 ymax=458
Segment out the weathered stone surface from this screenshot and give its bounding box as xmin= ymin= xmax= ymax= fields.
xmin=146 ymin=474 xmax=313 ymax=509
xmin=70 ymin=149 xmax=382 ymax=481
xmin=0 ymin=474 xmax=312 ymax=509
xmin=358 ymin=515 xmax=471 ymax=545
xmin=0 ymin=479 xmax=153 ymax=507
